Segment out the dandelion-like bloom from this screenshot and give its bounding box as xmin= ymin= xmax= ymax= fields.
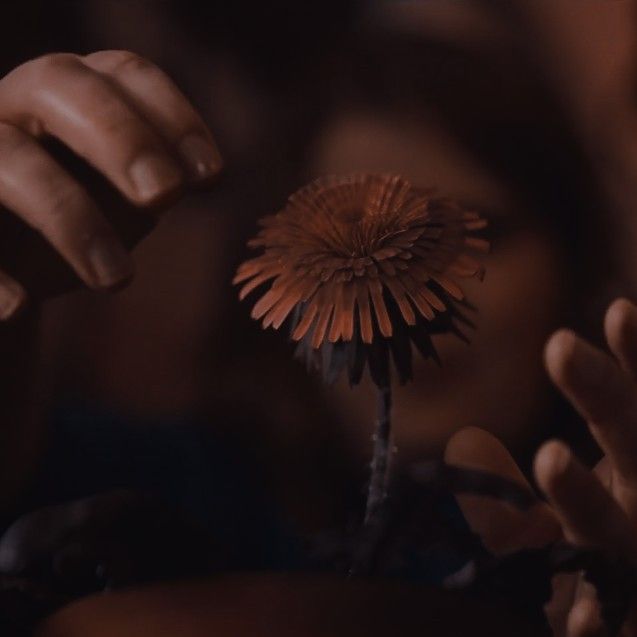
xmin=234 ymin=174 xmax=488 ymax=388
xmin=235 ymin=174 xmax=489 ymax=557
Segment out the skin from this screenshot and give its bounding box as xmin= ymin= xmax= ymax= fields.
xmin=0 ymin=50 xmax=222 ymax=504
xmin=445 ymin=299 xmax=637 ymax=636
xmin=0 ymin=50 xmax=222 ymax=316
xmin=0 ymin=25 xmax=634 ymax=637
xmin=346 ymin=7 xmax=637 ymax=633
xmin=308 ymin=81 xmax=637 ymax=636
xmin=316 ymin=3 xmax=637 ymax=632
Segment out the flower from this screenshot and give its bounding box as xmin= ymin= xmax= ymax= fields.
xmin=234 ymin=173 xmax=488 ymax=387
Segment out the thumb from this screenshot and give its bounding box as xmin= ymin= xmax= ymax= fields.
xmin=445 ymin=427 xmax=561 ymax=556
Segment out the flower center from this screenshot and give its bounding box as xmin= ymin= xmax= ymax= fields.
xmin=338 ymin=205 xmax=366 ymax=224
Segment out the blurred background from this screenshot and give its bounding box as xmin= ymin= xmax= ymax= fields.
xmin=1 ymin=1 xmax=637 ymax=631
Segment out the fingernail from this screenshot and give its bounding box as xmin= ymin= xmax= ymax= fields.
xmin=178 ymin=135 xmax=223 ymax=181
xmin=87 ymin=236 xmax=134 ymax=288
xmin=0 ymin=284 xmax=26 ymax=320
xmin=128 ymin=152 xmax=182 ymax=203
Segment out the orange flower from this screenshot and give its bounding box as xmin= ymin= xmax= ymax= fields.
xmin=234 ymin=174 xmax=488 ymax=386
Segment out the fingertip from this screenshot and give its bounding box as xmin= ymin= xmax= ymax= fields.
xmin=606 ymin=297 xmax=634 ymax=327
xmin=0 ymin=280 xmax=27 ymax=321
xmin=85 ymin=235 xmax=135 ymax=290
xmin=605 ymin=296 xmax=637 ymax=361
xmin=445 ymin=426 xmax=531 ymax=492
xmin=127 ymin=152 xmax=184 ymax=208
xmin=605 ymin=296 xmax=634 ymax=337
xmin=534 ymin=439 xmax=571 ymax=494
xmin=544 ymin=329 xmax=578 ymax=385
xmin=98 ymin=269 xmax=135 ymax=293
xmin=567 ymin=595 xmax=602 ymax=637
xmin=178 ymin=134 xmax=223 ymax=184
xmin=444 ymin=426 xmax=494 ymax=464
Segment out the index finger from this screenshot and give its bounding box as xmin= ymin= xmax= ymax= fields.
xmin=0 ymin=54 xmax=183 ymax=206
xmin=83 ymin=51 xmax=222 ymax=183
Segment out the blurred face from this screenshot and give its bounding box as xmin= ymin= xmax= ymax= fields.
xmin=311 ymin=109 xmax=564 ymax=461
xmin=82 ymin=0 xmax=567 ymax=466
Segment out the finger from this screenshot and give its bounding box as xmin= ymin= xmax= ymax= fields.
xmin=0 ymin=122 xmax=132 ymax=288
xmin=546 ymin=573 xmax=579 ymax=637
xmin=0 ymin=270 xmax=26 ymax=320
xmin=83 ymin=51 xmax=222 ymax=183
xmin=567 ymin=587 xmax=604 ymax=637
xmin=545 ymin=329 xmax=637 ymax=487
xmin=0 ymin=54 xmax=183 ymax=206
xmin=444 ymin=427 xmax=560 ymax=555
xmin=605 ymin=298 xmax=637 ymax=378
xmin=534 ymin=440 xmax=637 ymax=558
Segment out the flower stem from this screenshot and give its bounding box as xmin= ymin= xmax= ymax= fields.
xmin=348 ymin=383 xmax=393 ymax=576
xmin=363 ymin=384 xmax=392 ymax=526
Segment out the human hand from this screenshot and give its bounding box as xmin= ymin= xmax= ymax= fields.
xmin=445 ymin=298 xmax=637 ymax=636
xmin=0 ymin=50 xmax=222 ymax=315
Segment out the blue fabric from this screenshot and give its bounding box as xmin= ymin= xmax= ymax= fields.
xmin=26 ymin=401 xmax=471 ymax=582
xmin=28 ymin=401 xmax=303 ymax=571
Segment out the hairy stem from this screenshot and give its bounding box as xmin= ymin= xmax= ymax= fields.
xmin=363 ymin=384 xmax=392 ymax=526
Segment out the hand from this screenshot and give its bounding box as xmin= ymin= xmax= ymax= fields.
xmin=445 ymin=298 xmax=637 ymax=636
xmin=0 ymin=50 xmax=222 ymax=315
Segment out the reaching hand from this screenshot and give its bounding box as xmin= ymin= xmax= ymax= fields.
xmin=0 ymin=50 xmax=222 ymax=315
xmin=446 ymin=298 xmax=637 ymax=636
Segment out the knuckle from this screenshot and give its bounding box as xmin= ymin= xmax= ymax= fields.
xmin=1 ymin=55 xmax=80 ymax=135
xmin=19 ymin=54 xmax=81 ymax=116
xmin=26 ymin=53 xmax=78 ymax=77
xmin=104 ymin=51 xmax=154 ymax=75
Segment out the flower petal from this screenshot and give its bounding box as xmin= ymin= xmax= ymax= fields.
xmin=369 ymin=278 xmax=393 ymax=338
xmin=431 ymin=274 xmax=464 ymax=300
xmin=381 ymin=275 xmax=416 ymax=325
xmin=292 ymin=301 xmax=319 ymax=341
xmin=399 ymin=274 xmax=436 ymax=320
xmin=355 ymin=279 xmax=374 ymax=344
xmin=312 ymin=298 xmax=335 ymax=349
xmin=239 ymin=267 xmax=281 ymax=300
